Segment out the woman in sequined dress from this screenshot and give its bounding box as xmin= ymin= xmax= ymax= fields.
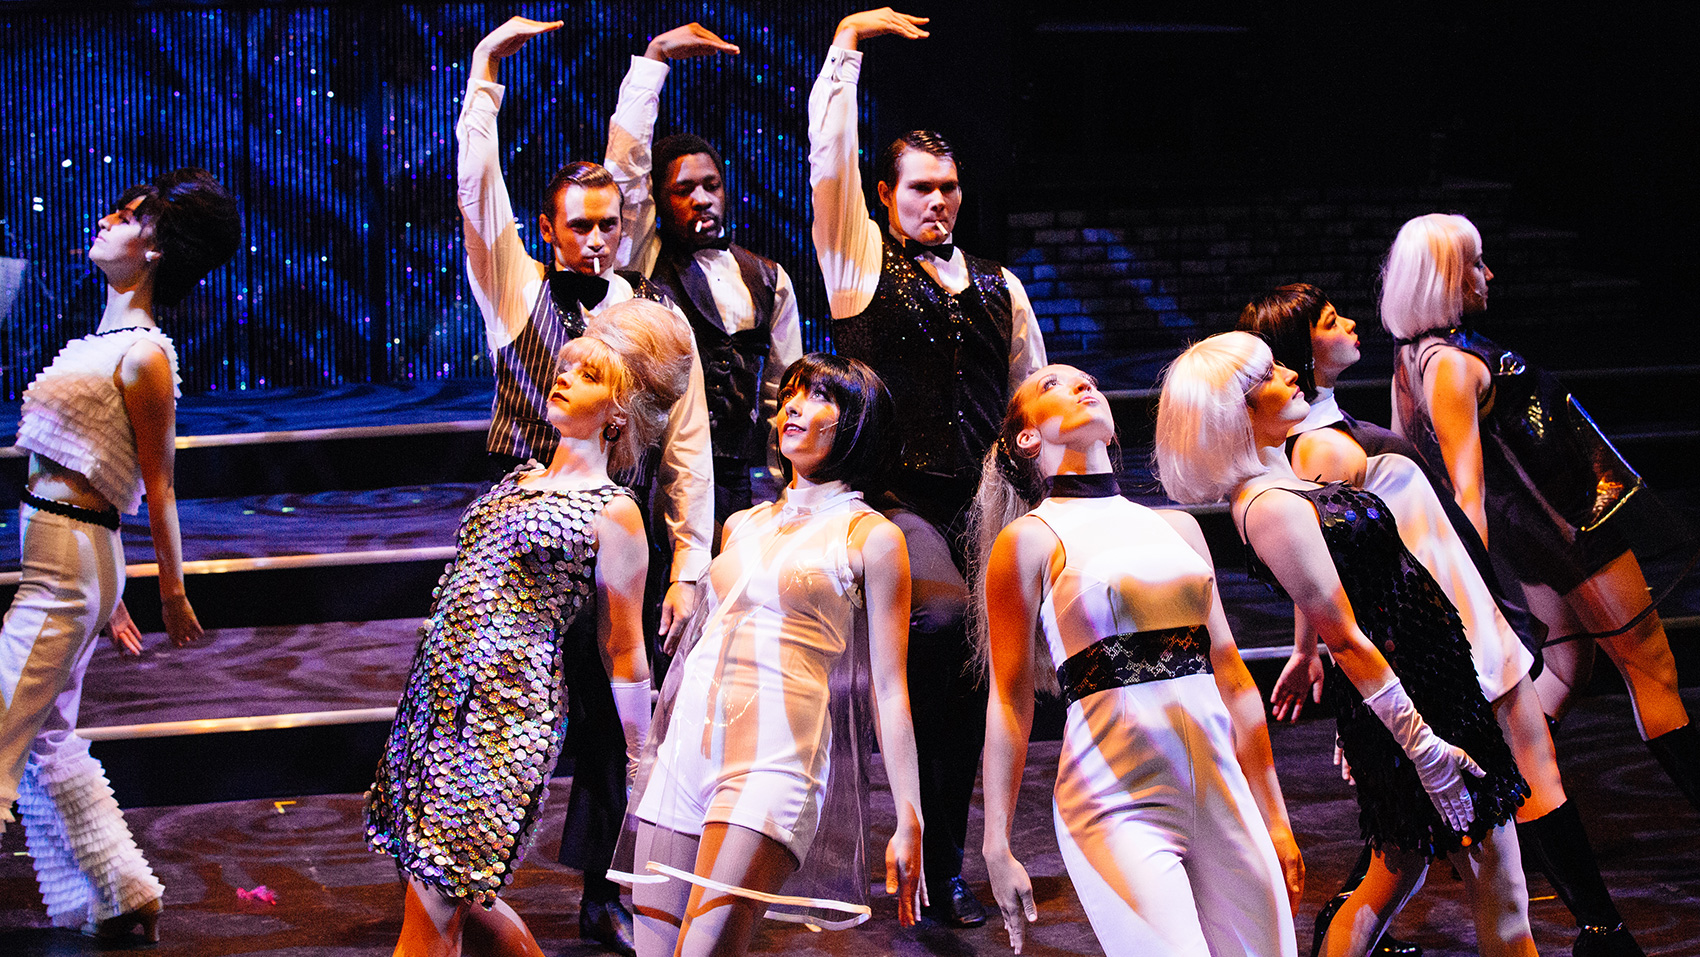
xmin=1156 ymin=332 xmax=1537 ymax=957
xmin=1382 ymin=213 xmax=1696 ymax=818
xmin=971 ymin=363 xmax=1299 ymax=957
xmin=618 ymin=354 xmax=925 ymax=957
xmin=0 ymin=168 xmax=238 ymax=945
xmin=365 ymin=300 xmax=692 ymax=957
xmin=1243 ymin=284 xmax=1646 ymax=956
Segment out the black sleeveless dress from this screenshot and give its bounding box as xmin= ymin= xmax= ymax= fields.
xmin=1249 ymin=482 xmax=1527 ymax=857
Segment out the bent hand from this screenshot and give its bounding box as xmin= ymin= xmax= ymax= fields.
xmin=645 ymin=22 xmax=741 ymax=61
xmin=833 ymin=8 xmax=930 ymax=49
xmin=658 ymin=580 xmax=697 ymax=653
xmin=885 ymin=808 xmax=925 ymax=927
xmin=160 ymin=592 xmax=203 ymax=648
xmin=1269 ymin=824 xmax=1305 ymax=909
xmin=984 ymin=847 xmax=1038 ymax=953
xmin=475 ymin=16 xmax=562 ymax=62
xmin=1413 ymin=738 xmax=1486 ymax=834
xmin=101 ymin=599 xmax=144 ymax=656
xmin=1271 ymin=646 xmax=1324 ymax=722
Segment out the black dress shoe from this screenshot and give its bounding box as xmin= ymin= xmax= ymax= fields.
xmin=1574 ymin=923 xmax=1645 ymax=957
xmin=1312 ymin=893 xmax=1422 ymax=957
xmin=921 ymin=875 xmax=988 ymax=928
xmin=579 ymin=898 xmax=637 ymax=957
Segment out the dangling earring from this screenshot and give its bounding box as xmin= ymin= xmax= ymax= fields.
xmin=602 ymin=422 xmax=622 ymax=443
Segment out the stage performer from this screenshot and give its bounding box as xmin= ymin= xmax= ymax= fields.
xmin=604 ymin=22 xmax=803 ymax=529
xmin=1157 ymin=332 xmax=1538 ymax=957
xmin=365 ymin=300 xmax=692 ymax=957
xmin=614 ymin=353 xmax=925 ymax=957
xmin=1244 ymin=285 xmax=1645 ymax=957
xmin=808 ymin=7 xmax=1046 ymax=926
xmin=972 ymin=364 xmax=1299 ymax=956
xmin=456 ymin=18 xmax=716 ymax=953
xmin=0 ymin=167 xmax=239 ymax=943
xmin=1382 ymin=213 xmax=1697 ymax=816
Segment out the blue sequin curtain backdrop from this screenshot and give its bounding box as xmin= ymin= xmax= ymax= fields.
xmin=0 ymin=2 xmax=865 ymax=397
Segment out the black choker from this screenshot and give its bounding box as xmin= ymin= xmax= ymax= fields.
xmin=1046 ymin=472 xmax=1120 ymax=498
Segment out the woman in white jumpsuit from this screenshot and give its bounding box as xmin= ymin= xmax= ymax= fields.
xmin=973 ymin=363 xmax=1300 ymax=956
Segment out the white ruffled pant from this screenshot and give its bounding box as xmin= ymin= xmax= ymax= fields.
xmin=0 ymin=505 xmax=162 ymax=929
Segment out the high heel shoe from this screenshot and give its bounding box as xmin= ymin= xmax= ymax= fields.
xmin=1312 ymin=893 xmax=1422 ymax=957
xmin=83 ymin=897 xmax=162 ymax=944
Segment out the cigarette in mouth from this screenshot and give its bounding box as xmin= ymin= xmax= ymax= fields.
xmin=694 ymin=220 xmax=710 ymax=234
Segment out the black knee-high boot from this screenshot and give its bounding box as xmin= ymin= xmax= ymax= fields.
xmin=1517 ymin=802 xmax=1643 ymax=957
xmin=1645 ymin=722 xmax=1700 ymax=813
xmin=1313 ymin=842 xmax=1422 ymax=957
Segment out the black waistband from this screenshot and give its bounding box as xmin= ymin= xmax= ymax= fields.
xmin=21 ymin=490 xmax=121 ymax=530
xmin=1055 ymin=624 xmax=1211 ymax=706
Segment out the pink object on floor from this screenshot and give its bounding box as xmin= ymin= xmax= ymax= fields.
xmin=237 ymin=885 xmax=278 ymax=905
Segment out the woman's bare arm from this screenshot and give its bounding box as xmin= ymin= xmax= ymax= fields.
xmin=1423 ymin=348 xmax=1492 ymax=544
xmin=120 ymin=341 xmax=200 ymax=647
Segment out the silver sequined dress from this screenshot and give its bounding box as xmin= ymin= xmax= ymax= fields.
xmin=365 ymin=475 xmax=627 ymax=906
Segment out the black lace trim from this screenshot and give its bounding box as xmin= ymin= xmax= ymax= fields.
xmin=1045 ymin=472 xmax=1120 ymax=499
xmin=21 ymin=490 xmax=120 ymax=529
xmin=1055 ymin=624 xmax=1211 ymax=706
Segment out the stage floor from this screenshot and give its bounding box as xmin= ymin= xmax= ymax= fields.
xmin=2 ymin=691 xmax=1696 ymax=957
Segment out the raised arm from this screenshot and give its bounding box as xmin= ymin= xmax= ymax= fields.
xmin=1242 ymin=488 xmax=1484 ymax=832
xmin=854 ymin=516 xmax=925 ymax=927
xmin=606 ymin=23 xmax=741 ymax=275
xmin=1160 ymin=509 xmax=1303 ymax=907
xmin=458 ymin=17 xmax=560 ymax=351
xmin=1422 ymin=347 xmax=1492 ymax=544
xmin=119 ymin=341 xmax=200 ymax=648
xmin=594 ymin=494 xmax=654 ymax=785
xmin=807 ymin=9 xmax=929 ymax=319
xmin=980 ymin=516 xmax=1053 ymax=954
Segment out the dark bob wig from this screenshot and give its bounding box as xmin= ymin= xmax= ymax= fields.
xmin=1236 ymin=282 xmax=1329 ymax=399
xmin=776 ymin=353 xmax=897 ymax=490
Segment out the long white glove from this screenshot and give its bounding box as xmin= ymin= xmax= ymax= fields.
xmin=609 ymin=679 xmax=653 ymax=794
xmin=1362 ymin=677 xmax=1485 ymax=833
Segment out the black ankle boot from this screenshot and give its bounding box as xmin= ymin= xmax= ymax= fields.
xmin=1313 ymin=843 xmax=1422 ymax=957
xmin=1517 ymin=802 xmax=1644 ymax=957
xmin=1645 ymin=722 xmax=1700 ymax=812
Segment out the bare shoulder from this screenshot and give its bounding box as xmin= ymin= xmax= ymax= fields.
xmin=597 ymin=491 xmax=646 ymax=537
xmin=117 ymin=337 xmax=172 ymax=385
xmin=849 ymin=509 xmax=904 ymax=556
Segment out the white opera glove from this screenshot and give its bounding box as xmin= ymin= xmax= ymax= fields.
xmin=609 ymin=679 xmax=653 ymax=795
xmin=1361 ymin=677 xmax=1485 ymax=833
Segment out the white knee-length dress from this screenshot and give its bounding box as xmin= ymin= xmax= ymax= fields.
xmin=1031 ymin=492 xmax=1295 ymax=957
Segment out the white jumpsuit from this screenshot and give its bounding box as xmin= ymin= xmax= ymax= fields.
xmin=1030 ymin=493 xmax=1295 ymax=957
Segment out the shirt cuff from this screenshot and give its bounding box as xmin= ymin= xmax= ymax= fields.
xmin=671 ymin=547 xmax=711 ymax=584
xmin=465 ymin=78 xmax=505 ymax=108
xmin=822 ymin=45 xmax=863 ymax=84
xmin=626 ymin=54 xmax=671 ymax=89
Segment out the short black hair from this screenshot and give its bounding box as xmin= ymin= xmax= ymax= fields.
xmin=1236 ymin=282 xmax=1329 ymax=399
xmin=543 ymin=161 xmax=619 ymax=219
xmin=653 ymin=133 xmax=725 ymax=187
xmin=115 ymin=168 xmax=241 ymax=308
xmin=777 ymin=353 xmax=897 ymax=490
xmin=876 ymin=130 xmax=958 ymax=190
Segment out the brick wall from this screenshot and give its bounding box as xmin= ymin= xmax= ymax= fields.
xmin=1007 ymin=182 xmax=1640 ymax=387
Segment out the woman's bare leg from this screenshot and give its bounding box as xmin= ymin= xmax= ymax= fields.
xmin=395 ymin=878 xmax=466 ymax=957
xmin=1319 ymin=847 xmax=1426 ymax=957
xmin=1449 ymin=823 xmax=1537 ymax=957
xmin=675 ymin=823 xmax=798 ymax=957
xmin=1567 ymin=551 xmax=1688 ymax=740
xmin=462 ymin=897 xmax=545 ymax=957
xmin=1526 ymin=581 xmax=1591 ymax=722
xmin=1494 ymin=677 xmax=1567 ymax=822
xmin=632 ymin=822 xmax=700 ymax=957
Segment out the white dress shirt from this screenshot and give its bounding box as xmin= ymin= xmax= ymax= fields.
xmin=807 ymin=45 xmax=1046 ymax=390
xmin=456 ymin=77 xmax=714 ymax=582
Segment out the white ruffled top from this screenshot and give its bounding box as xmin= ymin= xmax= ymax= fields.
xmin=16 ymin=327 xmax=181 ymax=515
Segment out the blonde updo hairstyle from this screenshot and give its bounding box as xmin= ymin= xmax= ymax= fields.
xmin=1153 ymin=331 xmax=1274 ymax=505
xmin=574 ymin=299 xmax=694 ymax=477
xmin=1379 ymin=213 xmax=1483 ymax=341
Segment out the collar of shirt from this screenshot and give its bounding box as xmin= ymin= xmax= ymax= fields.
xmin=1290 ymin=386 xmax=1345 ymax=436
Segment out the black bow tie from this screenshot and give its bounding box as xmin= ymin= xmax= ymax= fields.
xmin=549 ymin=269 xmax=609 ymax=311
xmin=903 ymin=239 xmax=954 ymax=261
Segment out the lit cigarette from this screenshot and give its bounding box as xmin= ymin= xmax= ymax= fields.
xmin=695 ymin=219 xmax=710 ymax=234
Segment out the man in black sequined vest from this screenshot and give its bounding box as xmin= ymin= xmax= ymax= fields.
xmin=809 ymin=9 xmax=1047 ymax=928
xmin=603 ymin=24 xmax=803 ymax=529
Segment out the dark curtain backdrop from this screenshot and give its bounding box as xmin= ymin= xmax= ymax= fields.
xmin=0 ymin=2 xmax=865 ymax=398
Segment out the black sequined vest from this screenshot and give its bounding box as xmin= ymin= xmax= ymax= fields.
xmin=649 ymin=245 xmax=779 ymax=464
xmin=831 ymin=237 xmax=1013 ymax=511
